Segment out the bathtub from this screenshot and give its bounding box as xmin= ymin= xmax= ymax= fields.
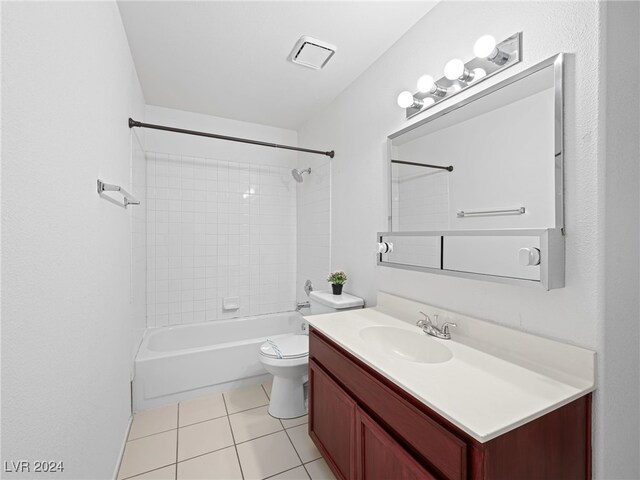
xmin=133 ymin=311 xmax=306 ymax=411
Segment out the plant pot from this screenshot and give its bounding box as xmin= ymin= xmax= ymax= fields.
xmin=332 ymin=284 xmax=343 ymax=295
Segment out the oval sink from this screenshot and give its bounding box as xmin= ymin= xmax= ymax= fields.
xmin=359 ymin=326 xmax=453 ymax=364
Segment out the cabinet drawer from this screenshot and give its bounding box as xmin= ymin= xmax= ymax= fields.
xmin=310 ymin=329 xmax=467 ymax=480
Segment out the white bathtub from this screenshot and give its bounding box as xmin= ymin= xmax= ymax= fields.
xmin=133 ymin=312 xmax=306 ymax=411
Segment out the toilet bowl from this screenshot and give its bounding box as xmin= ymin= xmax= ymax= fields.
xmin=259 ymin=335 xmax=309 ymax=419
xmin=259 ymin=289 xmax=364 ymax=419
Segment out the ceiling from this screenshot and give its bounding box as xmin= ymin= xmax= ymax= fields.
xmin=117 ymin=1 xmax=438 ymax=129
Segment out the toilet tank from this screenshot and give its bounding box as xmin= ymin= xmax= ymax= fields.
xmin=308 ymin=290 xmax=364 ymax=315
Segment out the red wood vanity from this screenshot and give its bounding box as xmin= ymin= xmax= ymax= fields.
xmin=309 ymin=328 xmax=591 ymax=480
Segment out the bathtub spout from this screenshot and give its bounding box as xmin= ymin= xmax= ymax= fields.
xmin=296 ymin=301 xmax=310 ymax=311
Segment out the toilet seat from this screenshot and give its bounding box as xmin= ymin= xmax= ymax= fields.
xmin=260 ymin=335 xmax=309 ymax=360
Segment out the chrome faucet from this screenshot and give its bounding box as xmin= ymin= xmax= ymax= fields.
xmin=296 ymin=301 xmax=311 ymax=311
xmin=416 ymin=311 xmax=457 ymax=340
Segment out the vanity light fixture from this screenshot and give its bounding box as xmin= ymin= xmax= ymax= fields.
xmin=471 ymin=68 xmax=487 ymax=81
xmin=444 ymin=58 xmax=475 ymax=83
xmin=396 ymin=32 xmax=522 ymax=120
xmin=397 ymin=91 xmax=424 ymax=109
xmin=422 ymin=97 xmax=436 ymax=107
xmin=474 ymin=34 xmax=510 ymax=65
xmin=417 ymin=75 xmax=448 ymax=97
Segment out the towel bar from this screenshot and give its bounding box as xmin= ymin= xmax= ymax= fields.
xmin=457 ymin=207 xmax=525 ymax=217
xmin=97 ymin=179 xmax=140 ymax=208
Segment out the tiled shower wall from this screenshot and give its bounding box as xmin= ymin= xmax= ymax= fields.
xmin=145 ymin=152 xmax=296 ymax=327
xmin=392 ymin=169 xmax=449 ymax=231
xmin=389 ymin=169 xmax=449 ymax=268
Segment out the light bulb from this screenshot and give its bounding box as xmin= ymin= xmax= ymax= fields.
xmin=474 ymin=34 xmax=510 ymax=65
xmin=422 ymin=97 xmax=435 ymax=108
xmin=397 ymin=91 xmax=415 ymax=108
xmin=450 ymin=84 xmax=462 ymax=93
xmin=397 ymin=91 xmax=423 ymax=109
xmin=444 ymin=59 xmax=465 ymax=80
xmin=417 ymin=74 xmax=447 ymax=97
xmin=474 ymin=35 xmax=497 ymax=58
xmin=471 ymin=68 xmax=486 ymax=81
xmin=417 ymin=75 xmax=435 ymax=93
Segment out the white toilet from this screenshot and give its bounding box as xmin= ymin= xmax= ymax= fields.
xmin=259 ymin=289 xmax=364 ymax=419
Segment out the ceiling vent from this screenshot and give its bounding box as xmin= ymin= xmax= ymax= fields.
xmin=288 ymin=36 xmax=336 ymax=70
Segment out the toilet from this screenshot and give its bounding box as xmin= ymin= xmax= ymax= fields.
xmin=259 ymin=289 xmax=364 ymax=418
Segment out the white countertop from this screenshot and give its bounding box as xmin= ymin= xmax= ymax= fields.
xmin=305 ymin=293 xmax=595 ymax=443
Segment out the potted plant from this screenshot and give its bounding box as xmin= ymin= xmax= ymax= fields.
xmin=327 ymin=271 xmax=347 ymax=295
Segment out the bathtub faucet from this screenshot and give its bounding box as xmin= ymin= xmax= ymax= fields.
xmin=296 ymin=301 xmax=311 ymax=311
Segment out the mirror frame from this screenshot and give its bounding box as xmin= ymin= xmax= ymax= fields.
xmin=380 ymin=54 xmax=565 ymax=290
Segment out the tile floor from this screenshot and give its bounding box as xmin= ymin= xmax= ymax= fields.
xmin=118 ymin=382 xmax=336 ymax=480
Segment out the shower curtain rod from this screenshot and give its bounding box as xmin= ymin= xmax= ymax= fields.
xmin=128 ymin=118 xmax=335 ymax=158
xmin=391 ymin=159 xmax=453 ymax=172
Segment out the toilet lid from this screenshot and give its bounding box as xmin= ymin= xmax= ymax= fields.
xmin=260 ymin=335 xmax=309 ymax=359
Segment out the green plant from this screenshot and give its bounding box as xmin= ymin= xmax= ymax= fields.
xmin=327 ymin=270 xmax=347 ymax=285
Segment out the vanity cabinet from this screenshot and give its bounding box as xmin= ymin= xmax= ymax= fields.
xmin=309 ymin=361 xmax=357 ymax=480
xmin=309 ymin=328 xmax=591 ymax=480
xmin=355 ymin=408 xmax=437 ymax=480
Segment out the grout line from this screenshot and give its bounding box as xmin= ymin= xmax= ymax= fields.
xmin=221 ymin=393 xmax=229 ymax=417
xmin=223 ymin=390 xmax=270 ymax=416
xmin=223 ymin=395 xmax=245 ymax=480
xmin=171 ymin=395 xmax=265 ymax=432
xmin=174 ymin=445 xmax=237 ymax=466
xmin=227 ymin=403 xmax=271 ymax=419
xmin=279 ymin=417 xmax=308 ymax=429
xmin=261 ymin=464 xmax=308 ymax=480
xmin=301 ymin=464 xmax=312 ymax=480
xmin=127 ymin=427 xmax=178 ymax=443
xmin=261 ymin=382 xmax=272 ymax=400
xmin=225 ymin=403 xmax=270 ymax=415
xmin=284 ymin=425 xmax=322 ymax=479
xmin=121 ymin=462 xmax=176 ymax=480
xmin=177 ymin=412 xmax=228 ymax=430
xmin=282 ymin=427 xmax=305 ymax=472
xmin=233 ymin=428 xmax=286 ymax=447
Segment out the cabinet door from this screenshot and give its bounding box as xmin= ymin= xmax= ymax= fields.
xmin=309 ymin=360 xmax=356 ymax=480
xmin=356 ymin=409 xmax=437 ymax=480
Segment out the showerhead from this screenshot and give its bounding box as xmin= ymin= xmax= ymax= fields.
xmin=291 ymin=168 xmax=311 ymax=183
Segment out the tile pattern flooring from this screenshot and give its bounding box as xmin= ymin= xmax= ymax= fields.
xmin=117 ymin=382 xmax=336 ymax=480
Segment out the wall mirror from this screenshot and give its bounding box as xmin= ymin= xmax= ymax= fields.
xmin=380 ymin=54 xmax=565 ymax=289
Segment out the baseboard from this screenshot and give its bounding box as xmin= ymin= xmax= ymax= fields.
xmin=112 ymin=415 xmax=133 ymax=480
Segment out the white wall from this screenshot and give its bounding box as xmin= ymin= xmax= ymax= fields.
xmin=1 ymin=3 xmax=146 ymax=479
xmin=144 ymin=105 xmax=298 ymax=167
xmin=298 ymin=1 xmax=639 ymax=477
xmin=144 ymin=106 xmax=298 ymax=325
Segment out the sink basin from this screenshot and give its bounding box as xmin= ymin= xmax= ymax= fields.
xmin=359 ymin=326 xmax=453 ymax=364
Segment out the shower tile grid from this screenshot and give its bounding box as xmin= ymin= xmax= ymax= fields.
xmin=118 ymin=381 xmax=335 ymax=480
xmin=145 ymin=152 xmax=297 ymax=329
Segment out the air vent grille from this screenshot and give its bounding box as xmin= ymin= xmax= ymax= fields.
xmin=289 ymin=36 xmax=336 ymax=70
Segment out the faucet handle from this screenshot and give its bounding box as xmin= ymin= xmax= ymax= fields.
xmin=441 ymin=322 xmax=457 ymax=336
xmin=416 ymin=311 xmax=431 ymax=328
